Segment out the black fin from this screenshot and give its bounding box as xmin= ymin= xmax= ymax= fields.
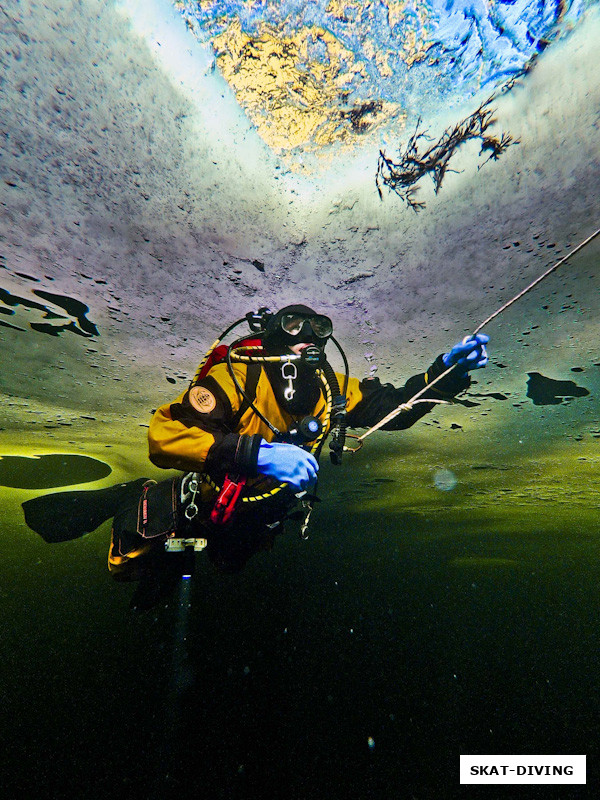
xmin=22 ymin=478 xmax=150 ymax=543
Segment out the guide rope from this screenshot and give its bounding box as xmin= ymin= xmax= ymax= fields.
xmin=346 ymin=226 xmax=600 ymax=451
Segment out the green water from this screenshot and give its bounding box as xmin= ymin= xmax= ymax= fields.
xmin=1 ymin=413 xmax=598 ymax=800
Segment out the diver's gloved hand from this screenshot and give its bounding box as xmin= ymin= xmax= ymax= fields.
xmin=443 ymin=333 xmax=489 ymax=373
xmin=257 ymin=441 xmax=318 ymax=490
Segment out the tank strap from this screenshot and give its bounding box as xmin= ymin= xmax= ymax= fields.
xmin=230 ymin=362 xmax=261 ymax=428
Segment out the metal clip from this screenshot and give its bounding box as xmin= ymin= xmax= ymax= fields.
xmin=281 ymin=359 xmax=297 ymax=401
xmin=182 ymin=473 xmax=201 ymax=520
xmin=299 ymin=499 xmax=313 ymax=540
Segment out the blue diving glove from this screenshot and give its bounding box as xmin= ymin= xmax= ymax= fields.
xmin=257 ymin=441 xmax=318 ymax=491
xmin=442 ymin=333 xmax=490 ymax=372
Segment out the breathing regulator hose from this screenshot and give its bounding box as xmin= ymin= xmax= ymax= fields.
xmin=319 ymin=356 xmax=347 ymax=465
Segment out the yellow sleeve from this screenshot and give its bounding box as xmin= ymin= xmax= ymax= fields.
xmin=148 ymin=398 xmax=216 ymax=472
xmin=148 ymin=362 xmax=247 ymax=473
xmin=336 ymin=372 xmax=364 ymax=415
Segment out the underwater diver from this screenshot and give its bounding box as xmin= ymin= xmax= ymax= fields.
xmin=22 ymin=304 xmax=488 ymax=609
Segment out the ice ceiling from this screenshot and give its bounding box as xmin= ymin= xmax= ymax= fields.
xmin=0 ymin=0 xmax=599 ymax=503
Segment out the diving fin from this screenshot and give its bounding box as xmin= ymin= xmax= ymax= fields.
xmin=22 ymin=478 xmax=150 ymax=543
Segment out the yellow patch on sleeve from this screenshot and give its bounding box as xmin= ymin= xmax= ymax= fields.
xmin=189 ymin=386 xmax=217 ymax=414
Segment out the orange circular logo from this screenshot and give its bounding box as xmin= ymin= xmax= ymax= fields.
xmin=189 ymin=386 xmax=217 ymax=414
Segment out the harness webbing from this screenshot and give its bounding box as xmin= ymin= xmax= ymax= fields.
xmin=229 ymin=363 xmax=261 ymax=429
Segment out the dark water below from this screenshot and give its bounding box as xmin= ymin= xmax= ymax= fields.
xmin=1 ymin=471 xmax=598 ymax=800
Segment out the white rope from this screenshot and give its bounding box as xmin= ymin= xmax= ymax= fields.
xmin=351 ymin=226 xmax=600 ymax=446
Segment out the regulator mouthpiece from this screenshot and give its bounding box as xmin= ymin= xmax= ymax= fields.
xmin=301 ymin=345 xmax=323 ymax=367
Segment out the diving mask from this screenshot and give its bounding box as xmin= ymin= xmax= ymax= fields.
xmin=280 ymin=313 xmax=333 ymax=340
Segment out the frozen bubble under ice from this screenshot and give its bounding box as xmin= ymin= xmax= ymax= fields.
xmin=434 ymin=469 xmax=458 ymax=491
